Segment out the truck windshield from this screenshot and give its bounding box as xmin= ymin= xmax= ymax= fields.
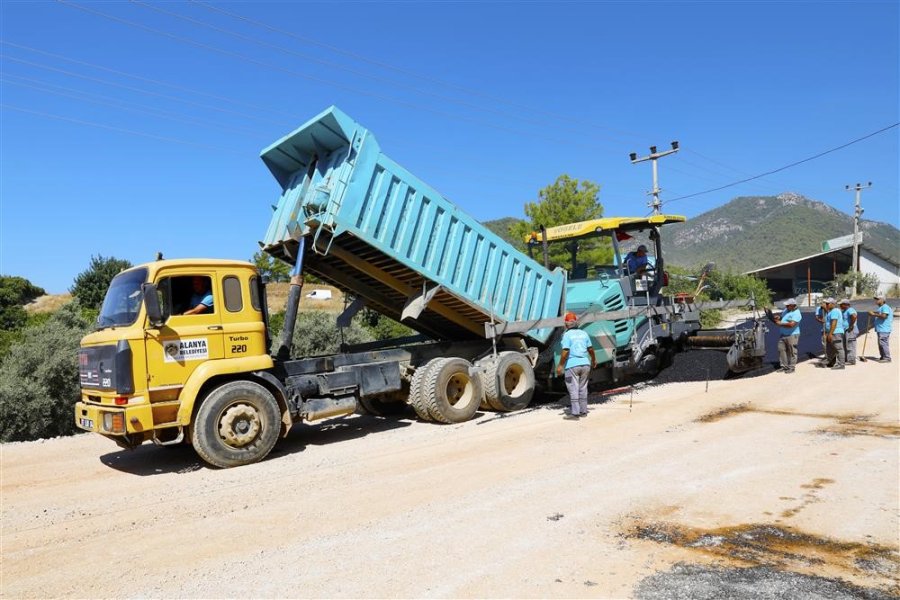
xmin=97 ymin=268 xmax=148 ymax=328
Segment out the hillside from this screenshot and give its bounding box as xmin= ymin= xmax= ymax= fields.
xmin=664 ymin=193 xmax=900 ymax=272
xmin=484 ymin=194 xmax=899 ymax=274
xmin=483 ymin=216 xmax=525 ymax=246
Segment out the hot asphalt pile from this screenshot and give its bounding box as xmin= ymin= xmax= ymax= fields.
xmin=649 ymin=303 xmax=880 ymax=385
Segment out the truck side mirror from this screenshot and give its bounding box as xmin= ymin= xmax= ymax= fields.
xmin=142 ymin=283 xmax=165 ymax=328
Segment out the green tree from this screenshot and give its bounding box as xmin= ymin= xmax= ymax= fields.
xmin=70 ymin=255 xmax=132 ymax=309
xmin=509 ymin=175 xmax=612 ymax=269
xmin=0 ymin=302 xmax=90 ymax=442
xmin=251 ymin=250 xmax=291 ymax=283
xmin=0 ymin=275 xmax=45 ymax=330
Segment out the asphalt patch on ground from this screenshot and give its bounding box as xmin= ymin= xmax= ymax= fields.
xmin=634 ymin=563 xmax=897 ymax=600
xmin=625 ymin=522 xmax=899 ymax=599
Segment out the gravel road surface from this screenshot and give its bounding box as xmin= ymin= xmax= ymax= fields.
xmin=2 ymin=323 xmax=898 ymax=599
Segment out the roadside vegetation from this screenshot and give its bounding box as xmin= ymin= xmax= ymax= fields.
xmin=663 ymin=266 xmax=773 ymax=328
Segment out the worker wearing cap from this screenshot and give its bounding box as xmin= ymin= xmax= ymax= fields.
xmin=839 ymin=299 xmax=858 ymax=366
xmin=823 ymin=298 xmax=846 ymax=369
xmin=868 ymin=293 xmax=893 ymax=363
xmin=814 ymin=298 xmax=828 ymax=361
xmin=625 ymin=245 xmax=650 ymax=275
xmin=557 ymin=312 xmax=597 ymax=419
xmin=772 ymin=298 xmax=801 ymax=373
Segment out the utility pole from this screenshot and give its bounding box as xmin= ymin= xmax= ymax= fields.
xmin=630 ymin=141 xmax=680 ymax=215
xmin=844 ymin=181 xmax=871 ymax=275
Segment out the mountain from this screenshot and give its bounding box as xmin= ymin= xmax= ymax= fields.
xmin=663 ymin=193 xmax=900 ymax=272
xmin=483 ymin=193 xmax=899 ymax=274
xmin=483 ymin=217 xmax=525 ymax=246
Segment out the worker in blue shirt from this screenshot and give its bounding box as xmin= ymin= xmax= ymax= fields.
xmin=839 ymin=299 xmax=858 ymax=365
xmin=557 ymin=312 xmax=597 ymax=419
xmin=183 ymin=276 xmax=214 ymax=315
xmin=868 ymin=293 xmax=893 ymax=363
xmin=814 ymin=299 xmax=828 ymax=360
xmin=823 ymin=297 xmax=845 ymax=369
xmin=772 ymin=298 xmax=802 ymax=373
xmin=625 ymin=245 xmax=650 ymax=275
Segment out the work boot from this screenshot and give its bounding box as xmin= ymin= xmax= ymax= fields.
xmin=831 ymin=365 xmax=845 ymax=370
xmin=563 ymin=413 xmax=580 ymax=421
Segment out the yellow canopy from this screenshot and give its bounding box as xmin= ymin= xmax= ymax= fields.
xmin=525 ymin=215 xmax=686 ymax=243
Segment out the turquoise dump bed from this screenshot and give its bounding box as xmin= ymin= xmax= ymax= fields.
xmin=260 ymin=106 xmax=565 ymax=344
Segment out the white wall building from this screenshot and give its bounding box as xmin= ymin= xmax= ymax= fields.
xmin=745 ymin=242 xmax=899 ymax=300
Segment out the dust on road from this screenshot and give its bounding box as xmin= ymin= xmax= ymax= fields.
xmin=2 ymin=331 xmax=898 ymax=599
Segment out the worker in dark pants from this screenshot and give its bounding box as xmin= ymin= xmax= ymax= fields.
xmin=839 ymin=299 xmax=858 ymax=365
xmin=823 ymin=297 xmax=846 ymax=369
xmin=814 ymin=299 xmax=828 ymax=361
xmin=868 ymin=293 xmax=893 ymax=363
xmin=773 ymin=298 xmax=801 ymax=373
xmin=557 ymin=312 xmax=597 ymax=419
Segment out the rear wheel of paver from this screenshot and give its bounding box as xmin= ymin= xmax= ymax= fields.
xmin=423 ymin=358 xmax=483 ymax=424
xmin=191 ymin=380 xmax=280 ymax=469
xmin=482 ymin=351 xmax=535 ymax=412
xmin=408 ymin=358 xmax=443 ymax=422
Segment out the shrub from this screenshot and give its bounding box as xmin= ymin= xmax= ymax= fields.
xmin=0 ymin=303 xmax=90 ymax=442
xmin=663 ymin=265 xmax=773 ymax=327
xmin=359 ymin=307 xmax=417 ymax=341
xmin=70 ymin=255 xmax=132 ymax=309
xmin=271 ymin=310 xmax=374 ymax=357
xmin=0 ymin=275 xmax=45 ymax=330
xmin=822 ymin=271 xmax=880 ymax=299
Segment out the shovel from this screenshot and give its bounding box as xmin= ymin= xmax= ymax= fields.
xmin=859 ymin=314 xmax=870 ymax=362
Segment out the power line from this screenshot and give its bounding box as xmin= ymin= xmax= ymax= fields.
xmin=0 ymin=75 xmax=265 ymax=137
xmin=0 ymin=39 xmax=299 ymax=118
xmin=0 ymin=53 xmax=286 ymax=125
xmin=0 ymin=103 xmax=243 ymax=152
xmin=192 ymin=0 xmax=651 ymax=143
xmin=134 ymin=0 xmax=639 ymax=145
xmin=56 ymin=0 xmax=629 ymax=154
xmin=665 ymin=123 xmax=900 ymax=205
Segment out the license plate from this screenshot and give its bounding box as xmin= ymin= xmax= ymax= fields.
xmin=79 ymin=417 xmax=94 ymax=429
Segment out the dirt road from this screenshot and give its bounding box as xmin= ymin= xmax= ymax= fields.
xmin=3 ymin=336 xmax=898 ymax=598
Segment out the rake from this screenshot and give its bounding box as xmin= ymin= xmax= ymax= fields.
xmin=859 ymin=314 xmax=870 ymax=362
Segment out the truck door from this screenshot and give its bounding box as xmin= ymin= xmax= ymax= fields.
xmin=145 ymin=272 xmax=225 ymax=392
xmin=218 ymin=271 xmax=267 ymax=360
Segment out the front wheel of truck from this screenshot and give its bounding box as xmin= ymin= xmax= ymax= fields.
xmin=191 ymin=380 xmax=280 ymax=468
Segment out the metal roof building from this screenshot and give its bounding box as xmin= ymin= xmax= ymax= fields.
xmin=745 ymin=238 xmax=899 ymax=303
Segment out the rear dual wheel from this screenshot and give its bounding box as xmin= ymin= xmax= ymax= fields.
xmin=423 ymin=358 xmax=483 ymax=424
xmin=480 ymin=351 xmax=535 ymax=412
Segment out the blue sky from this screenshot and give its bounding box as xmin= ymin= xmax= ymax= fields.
xmin=1 ymin=1 xmax=898 ymax=293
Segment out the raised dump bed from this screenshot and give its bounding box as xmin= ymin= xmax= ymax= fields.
xmin=260 ymin=106 xmax=565 ymax=344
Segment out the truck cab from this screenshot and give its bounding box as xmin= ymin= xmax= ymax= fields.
xmin=75 ymin=259 xmax=289 ymax=464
